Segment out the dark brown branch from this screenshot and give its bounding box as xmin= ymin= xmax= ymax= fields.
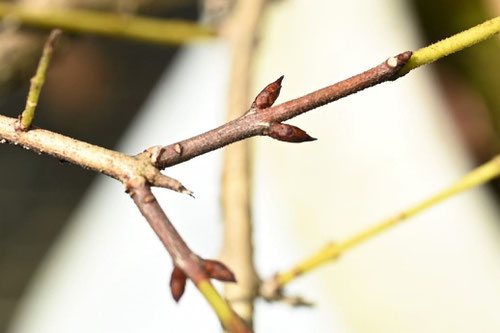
xmin=150 ymin=51 xmax=412 ymax=168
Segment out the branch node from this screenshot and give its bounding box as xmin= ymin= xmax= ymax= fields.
xmin=259 ymin=275 xmax=313 ymax=307
xmin=146 ymin=145 xmax=165 ymax=164
xmin=124 ymin=176 xmax=146 ymax=194
xmin=168 ymin=259 xmax=236 ymax=302
xmin=388 ymin=51 xmax=413 ymax=79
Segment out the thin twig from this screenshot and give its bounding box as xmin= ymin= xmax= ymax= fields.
xmin=18 ymin=29 xmax=61 ymax=130
xmin=143 ymin=16 xmax=500 ymax=168
xmin=0 ymin=2 xmax=214 ymax=45
xmin=150 ymin=51 xmax=412 ymax=168
xmin=127 ymin=178 xmax=250 ymax=333
xmin=260 ymin=155 xmax=500 ymax=299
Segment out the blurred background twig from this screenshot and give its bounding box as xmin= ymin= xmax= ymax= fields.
xmin=0 ymin=2 xmax=214 ymax=45
xmin=217 ymin=0 xmax=265 ymax=328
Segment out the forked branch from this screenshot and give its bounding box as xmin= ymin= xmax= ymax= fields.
xmin=1 ymin=15 xmax=499 ymax=333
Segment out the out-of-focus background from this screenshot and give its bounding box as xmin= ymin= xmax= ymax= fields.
xmin=0 ymin=0 xmax=499 ymax=332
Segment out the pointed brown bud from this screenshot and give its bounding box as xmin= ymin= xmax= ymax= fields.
xmin=251 ymin=75 xmax=284 ymax=109
xmin=267 ymin=123 xmax=317 ymax=143
xmin=170 ymin=266 xmax=187 ymax=302
xmin=204 ymin=259 xmax=237 ymax=282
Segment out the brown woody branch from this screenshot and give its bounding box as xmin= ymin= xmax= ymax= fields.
xmin=149 ymin=51 xmax=412 ymax=169
xmin=126 ymin=177 xmax=247 ymax=331
xmin=0 ymin=27 xmax=243 ymax=331
xmin=0 ymin=115 xmax=191 ymax=195
xmin=127 ymin=177 xmax=203 ymax=272
xmin=0 ymin=113 xmax=247 ymax=330
xmin=1 ymin=46 xmax=411 ymax=333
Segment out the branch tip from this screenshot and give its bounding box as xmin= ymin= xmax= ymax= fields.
xmin=181 ymin=187 xmax=195 ymax=198
xmin=151 ymin=173 xmax=194 ymax=196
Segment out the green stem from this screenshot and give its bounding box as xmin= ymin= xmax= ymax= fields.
xmin=399 ymin=16 xmax=500 ymax=75
xmin=277 ymin=155 xmax=500 ymax=286
xmin=0 ymin=2 xmax=214 ymax=45
xmin=197 ymin=281 xmax=251 ymax=333
xmin=19 ymin=29 xmax=61 ymax=130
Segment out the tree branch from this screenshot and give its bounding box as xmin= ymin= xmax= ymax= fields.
xmin=127 ymin=178 xmax=250 ymax=333
xmin=143 ymin=16 xmax=500 ymax=169
xmin=0 ymin=115 xmax=191 ymax=194
xmin=150 ymin=51 xmax=412 ymax=168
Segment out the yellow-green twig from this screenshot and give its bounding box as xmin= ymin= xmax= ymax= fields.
xmin=18 ymin=29 xmax=61 ymax=130
xmin=276 ymin=155 xmax=500 ymax=287
xmin=197 ymin=281 xmax=250 ymax=333
xmin=0 ymin=2 xmax=214 ymax=45
xmin=399 ymin=16 xmax=500 ymax=75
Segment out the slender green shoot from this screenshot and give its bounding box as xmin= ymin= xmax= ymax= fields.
xmin=277 ymin=155 xmax=500 ymax=286
xmin=18 ymin=29 xmax=61 ymax=130
xmin=0 ymin=2 xmax=214 ymax=45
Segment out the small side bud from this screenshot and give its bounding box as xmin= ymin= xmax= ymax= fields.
xmin=251 ymin=75 xmax=284 ymax=109
xmin=204 ymin=259 xmax=237 ymax=282
xmin=170 ymin=266 xmax=187 ymax=302
xmin=267 ymin=123 xmax=317 ymax=143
